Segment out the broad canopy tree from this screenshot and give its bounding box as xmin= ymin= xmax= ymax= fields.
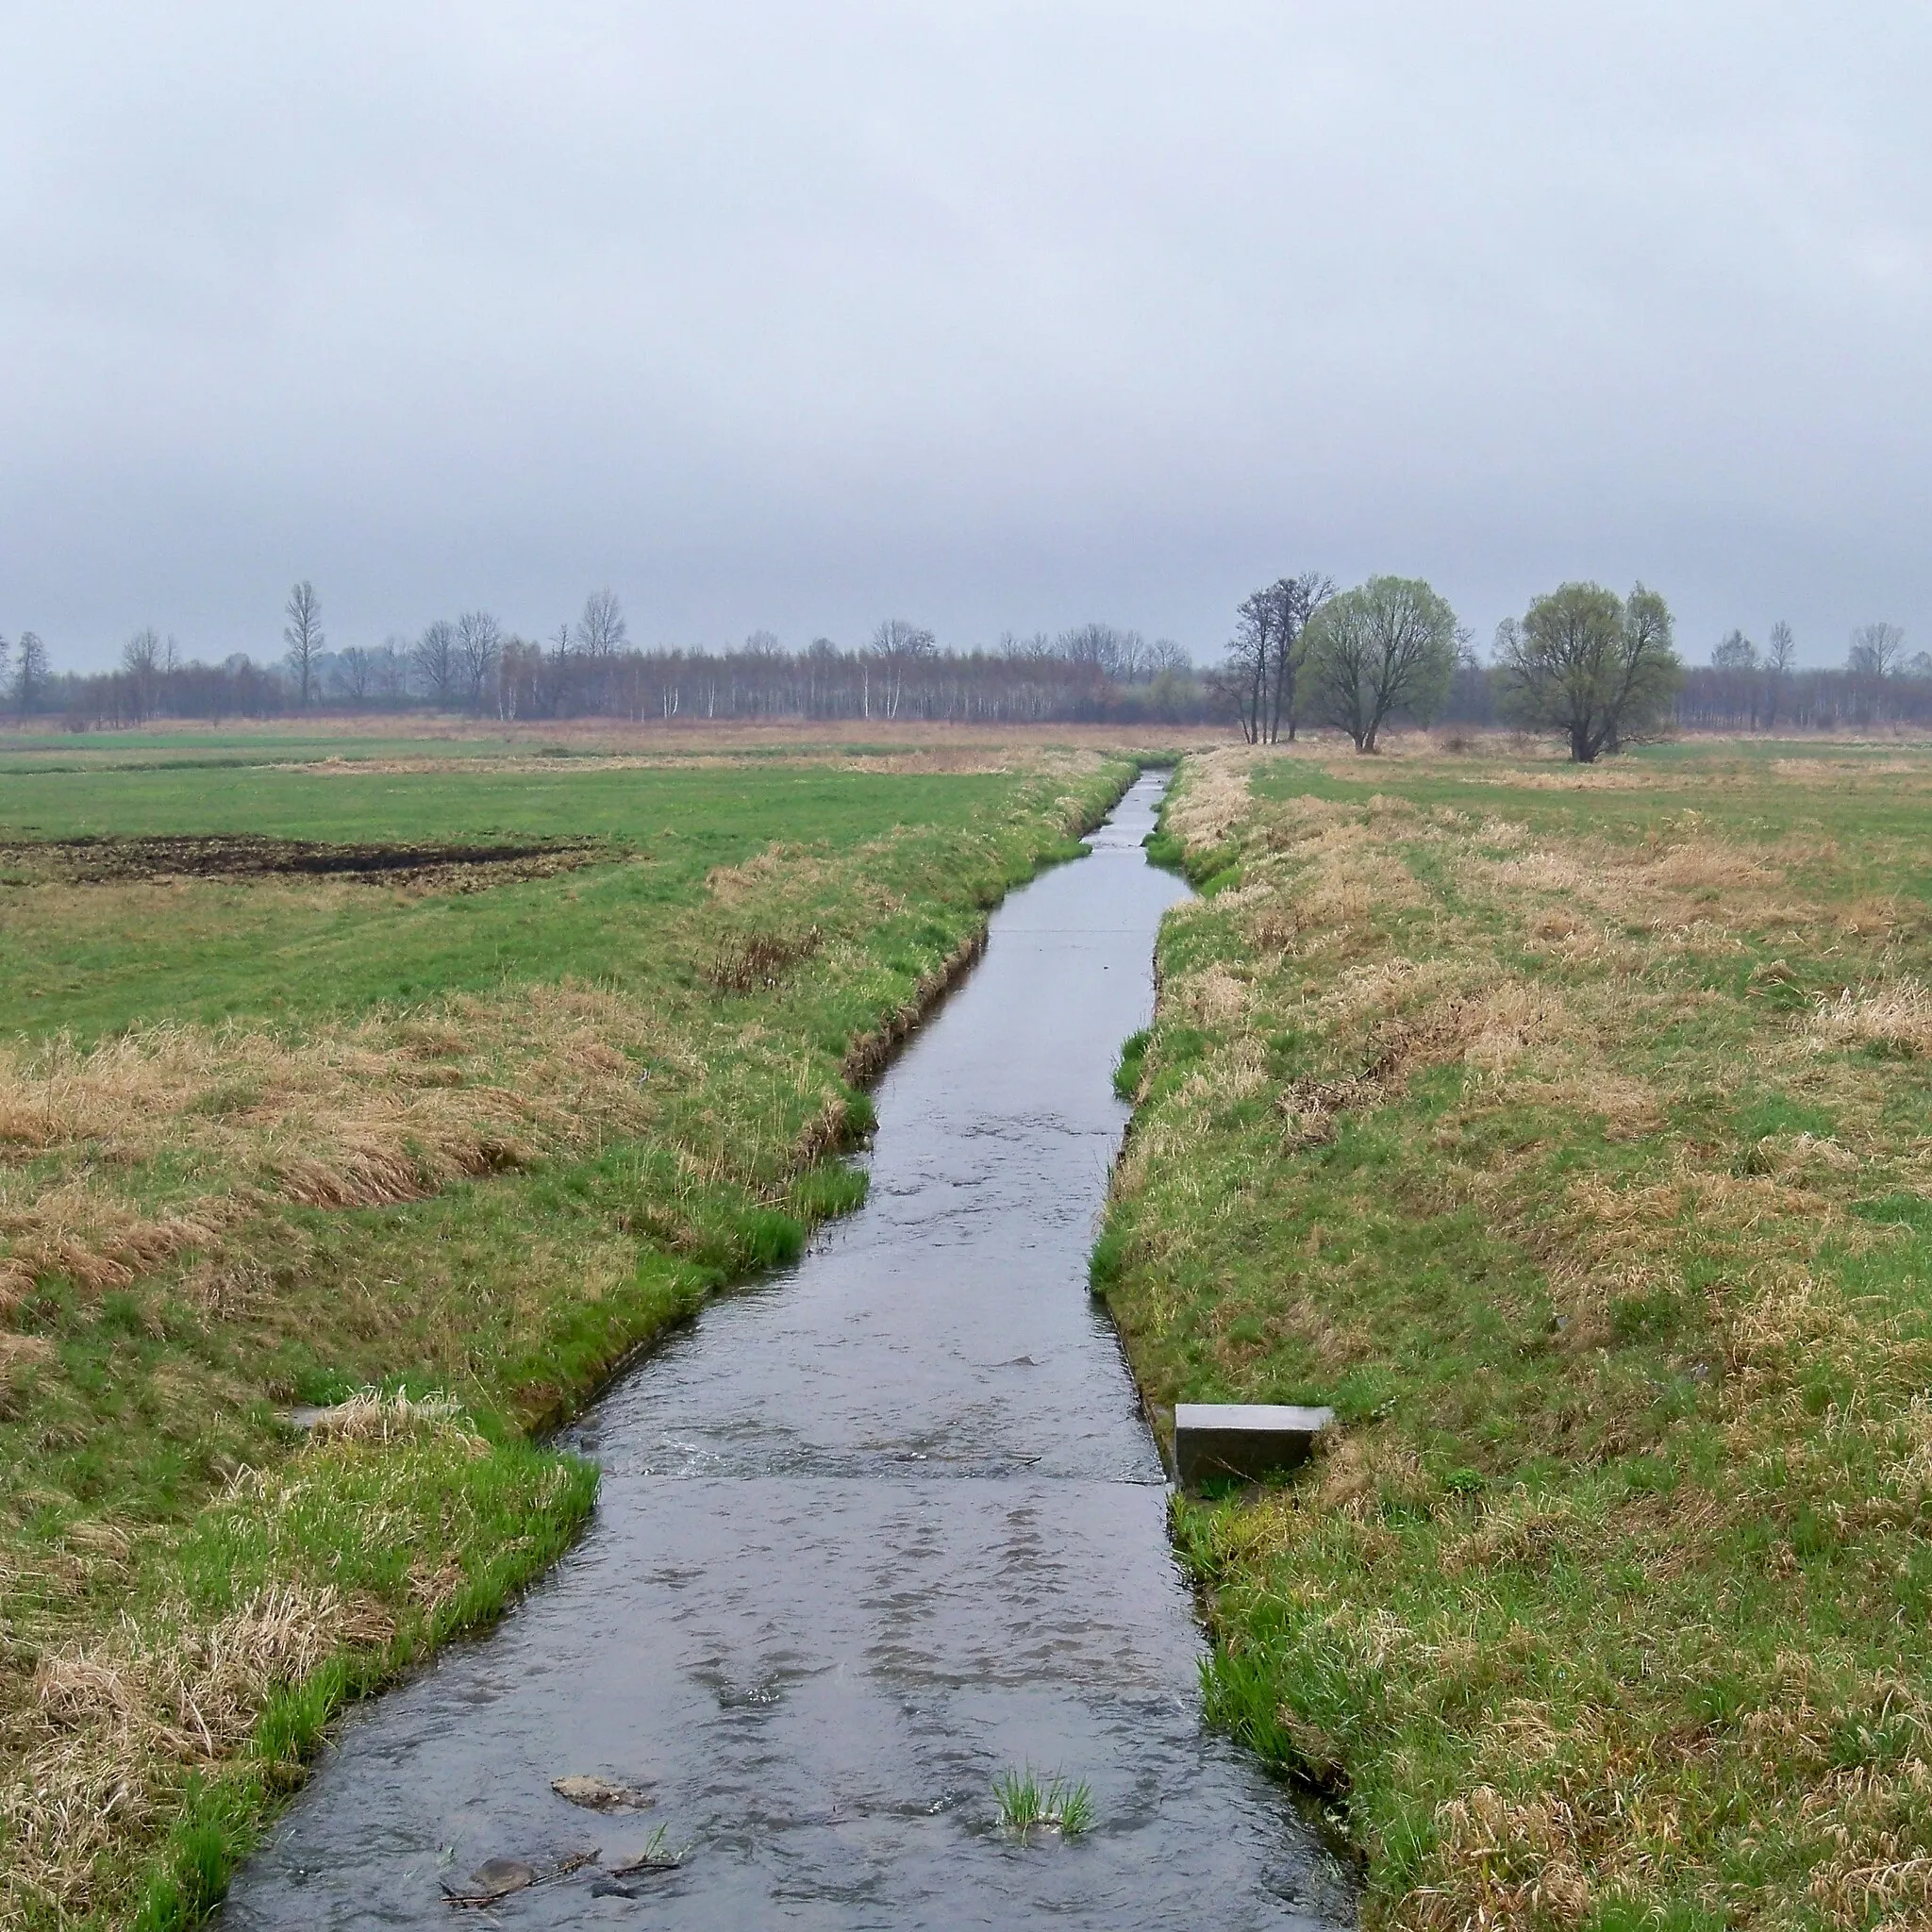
xmin=1493 ymin=581 xmax=1682 ymax=763
xmin=1304 ymin=575 xmax=1458 ymax=752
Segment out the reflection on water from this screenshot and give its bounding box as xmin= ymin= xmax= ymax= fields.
xmin=222 ymin=774 xmax=1354 ymax=1930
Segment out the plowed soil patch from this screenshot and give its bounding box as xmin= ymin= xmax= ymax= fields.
xmin=0 ymin=835 xmax=603 ymax=888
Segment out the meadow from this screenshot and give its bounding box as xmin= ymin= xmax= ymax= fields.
xmin=0 ymin=724 xmax=1138 ymax=1929
xmin=1099 ymin=735 xmax=1932 ymax=1929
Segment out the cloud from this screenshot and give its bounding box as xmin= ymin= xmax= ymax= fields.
xmin=3 ymin=2 xmax=1928 ymax=668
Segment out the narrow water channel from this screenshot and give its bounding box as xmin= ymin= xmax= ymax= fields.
xmin=222 ymin=773 xmax=1352 ymax=1929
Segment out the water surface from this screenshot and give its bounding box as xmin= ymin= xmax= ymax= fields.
xmin=223 ymin=773 xmax=1352 ymax=1929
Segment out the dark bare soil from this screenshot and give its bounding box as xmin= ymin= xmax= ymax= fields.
xmin=0 ymin=835 xmax=605 ymax=889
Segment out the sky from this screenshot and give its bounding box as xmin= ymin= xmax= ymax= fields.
xmin=3 ymin=3 xmax=1928 ymax=673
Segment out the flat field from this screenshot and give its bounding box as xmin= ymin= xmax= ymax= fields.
xmin=0 ymin=724 xmax=1138 ymax=1928
xmin=1100 ymin=737 xmax=1932 ymax=1930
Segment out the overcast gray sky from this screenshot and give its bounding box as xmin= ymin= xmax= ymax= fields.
xmin=4 ymin=3 xmax=1927 ymax=672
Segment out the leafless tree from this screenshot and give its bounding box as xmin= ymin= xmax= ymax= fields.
xmin=455 ymin=610 xmax=502 ymax=712
xmin=0 ymin=636 xmax=10 ymax=707
xmin=1213 ymin=575 xmax=1334 ymax=743
xmin=1762 ymin=619 xmax=1797 ymax=728
xmin=283 ymin=581 xmax=324 ymax=708
xmin=1057 ymin=623 xmax=1146 ymax=677
xmin=334 ymin=644 xmax=375 ymax=706
xmin=374 ymin=638 xmax=409 ymax=706
xmin=121 ymin=626 xmax=163 ymax=723
xmin=1214 ymin=595 xmax=1271 ymax=742
xmin=866 ymin=617 xmax=935 ymax=720
xmin=411 ymin=619 xmax=459 ymax=708
xmin=575 ymin=587 xmax=627 ymax=658
xmin=1848 ymin=622 xmax=1907 ymax=678
xmin=1723 ymin=629 xmax=1769 ymax=726
xmin=803 ymin=637 xmax=839 ymax=718
xmin=571 ymin=589 xmax=627 ymax=713
xmin=535 ymin=624 xmax=575 ymax=715
xmin=1263 ymin=573 xmax=1335 ymax=741
xmin=12 ymin=631 xmax=49 ymax=717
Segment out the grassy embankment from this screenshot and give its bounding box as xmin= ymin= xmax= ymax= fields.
xmin=1098 ymin=739 xmax=1932 ymax=1929
xmin=0 ymin=731 xmax=1133 ymax=1930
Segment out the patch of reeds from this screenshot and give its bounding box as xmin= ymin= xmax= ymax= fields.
xmin=991 ymin=1767 xmax=1094 ymax=1839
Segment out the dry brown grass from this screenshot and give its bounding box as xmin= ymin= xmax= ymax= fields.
xmin=2 ymin=1555 xmax=395 ymax=1917
xmin=0 ymin=981 xmax=728 ymax=1311
xmin=1808 ymin=979 xmax=1932 ymax=1058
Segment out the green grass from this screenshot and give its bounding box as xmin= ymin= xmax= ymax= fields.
xmin=0 ymin=734 xmax=1134 ymax=1928
xmin=0 ymin=759 xmax=1032 ymax=1039
xmin=991 ymin=1767 xmax=1095 ymax=1839
xmin=1100 ymin=739 xmax=1932 ymax=1929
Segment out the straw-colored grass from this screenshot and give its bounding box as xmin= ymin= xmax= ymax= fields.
xmin=1101 ymin=740 xmax=1932 ymax=1930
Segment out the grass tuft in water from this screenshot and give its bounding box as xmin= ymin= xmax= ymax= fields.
xmin=991 ymin=1766 xmax=1094 ymax=1839
xmin=611 ymin=1824 xmax=687 ymax=1874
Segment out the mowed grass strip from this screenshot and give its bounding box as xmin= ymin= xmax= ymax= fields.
xmin=1098 ymin=739 xmax=1932 ymax=1930
xmin=0 ymin=739 xmax=1131 ymax=1930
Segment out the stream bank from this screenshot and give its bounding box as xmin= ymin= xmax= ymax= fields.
xmin=220 ymin=771 xmax=1352 ymax=1930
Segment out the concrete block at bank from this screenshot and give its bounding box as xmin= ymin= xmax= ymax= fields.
xmin=1173 ymin=1403 xmax=1334 ymax=1489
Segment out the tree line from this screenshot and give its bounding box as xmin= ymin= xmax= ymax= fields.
xmin=4 ymin=579 xmax=1924 ymax=749
xmin=3 ymin=586 xmax=1208 ymax=729
xmin=1678 ymin=620 xmax=1932 ymax=730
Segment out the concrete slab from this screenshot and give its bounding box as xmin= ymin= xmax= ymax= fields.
xmin=1172 ymin=1403 xmax=1334 ymax=1489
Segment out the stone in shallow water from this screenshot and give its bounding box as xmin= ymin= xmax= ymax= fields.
xmin=552 ymin=1773 xmax=655 ymax=1812
xmin=441 ymin=1856 xmax=536 ymax=1905
xmin=1172 ymin=1403 xmax=1334 ymax=1489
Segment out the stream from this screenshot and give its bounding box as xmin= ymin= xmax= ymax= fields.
xmin=221 ymin=771 xmax=1353 ymax=1929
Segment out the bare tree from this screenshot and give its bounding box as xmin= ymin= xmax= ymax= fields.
xmin=455 ymin=610 xmax=502 ymax=712
xmin=1848 ymin=622 xmax=1906 ymax=678
xmin=1263 ymin=573 xmax=1335 ymax=741
xmin=1711 ymin=629 xmax=1760 ymax=728
xmin=283 ymin=581 xmax=324 ymax=708
xmin=1214 ymin=575 xmax=1334 ymax=744
xmin=1058 ymin=623 xmax=1145 ymax=677
xmin=1306 ymin=575 xmax=1458 ymax=752
xmin=1213 ymin=596 xmax=1271 ymax=742
xmin=374 ymin=638 xmax=409 ymax=707
xmin=866 ymin=617 xmax=935 ymax=720
xmin=334 ymin=644 xmax=375 ymax=707
xmin=571 ymin=588 xmax=626 ymax=710
xmin=1763 ymin=619 xmax=1797 ymax=728
xmin=411 ymin=619 xmax=459 ymax=709
xmin=0 ymin=636 xmax=10 ymax=708
xmin=12 ymin=631 xmax=49 ymax=717
xmin=122 ymin=626 xmax=162 ymax=723
xmin=575 ymin=587 xmax=627 ymax=658
xmin=804 ymin=636 xmax=839 ymax=718
xmin=531 ymin=623 xmax=572 ymax=715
